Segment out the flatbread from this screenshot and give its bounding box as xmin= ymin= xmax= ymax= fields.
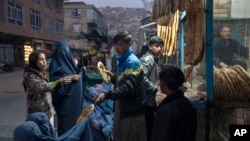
xmin=76 ymin=104 xmax=95 ymax=124
xmin=97 ymin=61 xmax=111 ymax=83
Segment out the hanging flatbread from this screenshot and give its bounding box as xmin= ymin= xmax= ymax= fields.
xmin=76 ymin=104 xmax=95 ymax=124
xmin=97 ymin=61 xmax=111 ymax=83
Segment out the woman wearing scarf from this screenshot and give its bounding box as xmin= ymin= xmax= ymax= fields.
xmin=23 ymin=51 xmax=74 ymax=129
xmin=49 ymin=41 xmax=84 ymax=136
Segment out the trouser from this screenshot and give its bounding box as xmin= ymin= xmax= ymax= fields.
xmin=145 ymin=106 xmax=156 ymax=141
xmin=114 ymin=114 xmax=147 ymax=141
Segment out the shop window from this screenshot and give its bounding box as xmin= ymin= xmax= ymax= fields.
xmin=8 ymin=0 xmax=23 ymax=26
xmin=30 ymin=9 xmax=41 ymax=31
xmin=72 ymin=9 xmax=81 ymax=17
xmin=24 ymin=45 xmax=33 ymax=64
xmin=0 ymin=44 xmax=14 ymax=63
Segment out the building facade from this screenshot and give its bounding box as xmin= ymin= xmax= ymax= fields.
xmin=63 ymin=1 xmax=107 ymax=58
xmin=0 ymin=0 xmax=64 ymax=66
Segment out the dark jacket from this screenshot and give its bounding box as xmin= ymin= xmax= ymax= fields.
xmin=214 ymin=36 xmax=249 ymax=65
xmin=105 ymin=48 xmax=145 ymax=118
xmin=151 ymin=90 xmax=197 ymax=141
xmin=140 ymin=51 xmax=159 ymax=107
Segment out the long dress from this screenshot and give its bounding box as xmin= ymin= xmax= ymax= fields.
xmin=49 ymin=41 xmax=84 ymax=135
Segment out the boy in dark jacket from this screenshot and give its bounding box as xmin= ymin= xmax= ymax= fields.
xmin=151 ymin=66 xmax=197 ymax=141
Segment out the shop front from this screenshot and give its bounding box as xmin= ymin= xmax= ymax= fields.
xmin=147 ymin=0 xmax=250 ymax=140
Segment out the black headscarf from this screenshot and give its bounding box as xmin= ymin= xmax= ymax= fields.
xmin=23 ymin=51 xmax=48 ymax=91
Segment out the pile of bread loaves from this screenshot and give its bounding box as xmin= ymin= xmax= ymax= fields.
xmin=214 ymin=65 xmax=250 ymax=101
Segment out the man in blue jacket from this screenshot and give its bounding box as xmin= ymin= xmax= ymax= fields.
xmin=94 ymin=31 xmax=146 ymax=141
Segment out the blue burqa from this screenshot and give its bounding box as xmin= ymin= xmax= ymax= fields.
xmin=49 ymin=41 xmax=84 ymax=135
xmin=83 ymin=82 xmax=114 ymax=140
xmin=13 ymin=83 xmax=114 ymax=141
xmin=13 ymin=112 xmax=94 ymax=141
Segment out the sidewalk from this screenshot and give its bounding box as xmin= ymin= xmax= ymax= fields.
xmin=0 ymin=69 xmax=26 ymax=141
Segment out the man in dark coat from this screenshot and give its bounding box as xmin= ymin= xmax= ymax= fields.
xmin=151 ymin=66 xmax=197 ymax=141
xmin=214 ymin=25 xmax=249 ymax=69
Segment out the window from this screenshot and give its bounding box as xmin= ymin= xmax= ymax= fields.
xmin=33 ymin=0 xmax=40 ymax=4
xmin=87 ymin=9 xmax=93 ymax=19
xmin=56 ymin=19 xmax=62 ymax=35
xmin=46 ymin=0 xmax=54 ymax=9
xmin=72 ymin=9 xmax=81 ymax=17
xmin=45 ymin=16 xmax=55 ymax=33
xmin=55 ymin=0 xmax=62 ymax=13
xmin=0 ymin=44 xmax=14 ymax=63
xmin=8 ymin=0 xmax=23 ymax=26
xmin=72 ymin=24 xmax=81 ymax=32
xmin=30 ymin=9 xmax=41 ymax=31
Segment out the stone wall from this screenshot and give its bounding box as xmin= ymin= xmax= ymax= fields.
xmin=196 ymin=104 xmax=250 ymax=141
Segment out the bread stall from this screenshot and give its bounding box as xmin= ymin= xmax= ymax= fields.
xmin=151 ymin=0 xmax=207 ymax=107
xmin=150 ymin=0 xmax=250 ymax=140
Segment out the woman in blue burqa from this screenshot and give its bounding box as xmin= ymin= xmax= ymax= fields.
xmin=49 ymin=41 xmax=85 ymax=135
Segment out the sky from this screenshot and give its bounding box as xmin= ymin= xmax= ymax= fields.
xmin=67 ymin=0 xmax=144 ymax=8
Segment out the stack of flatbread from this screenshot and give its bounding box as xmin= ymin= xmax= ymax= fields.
xmin=214 ymin=65 xmax=250 ymax=101
xmin=97 ymin=62 xmax=111 ymax=83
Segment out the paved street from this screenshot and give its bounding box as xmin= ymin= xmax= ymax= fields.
xmin=0 ymin=69 xmax=26 ymax=141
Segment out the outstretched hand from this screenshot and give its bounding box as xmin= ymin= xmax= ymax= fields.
xmin=94 ymin=93 xmax=106 ymax=105
xmin=71 ymin=74 xmax=81 ymax=81
xmin=59 ymin=77 xmax=72 ymax=85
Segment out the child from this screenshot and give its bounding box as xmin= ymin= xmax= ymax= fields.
xmin=23 ymin=51 xmax=77 ymax=130
xmin=151 ymin=66 xmax=197 ymax=141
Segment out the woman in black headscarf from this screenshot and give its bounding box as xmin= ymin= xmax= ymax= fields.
xmin=49 ymin=41 xmax=84 ymax=135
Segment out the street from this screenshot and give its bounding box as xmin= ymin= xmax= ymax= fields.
xmin=0 ymin=69 xmax=26 ymax=141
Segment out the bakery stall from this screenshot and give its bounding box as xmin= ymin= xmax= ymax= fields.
xmin=150 ymin=0 xmax=250 ymax=140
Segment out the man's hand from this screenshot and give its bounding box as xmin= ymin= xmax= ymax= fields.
xmin=105 ymin=70 xmax=114 ymax=78
xmin=71 ymin=74 xmax=81 ymax=81
xmin=81 ymin=66 xmax=87 ymax=71
xmin=219 ymin=62 xmax=228 ymax=68
xmin=94 ymin=93 xmax=106 ymax=105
